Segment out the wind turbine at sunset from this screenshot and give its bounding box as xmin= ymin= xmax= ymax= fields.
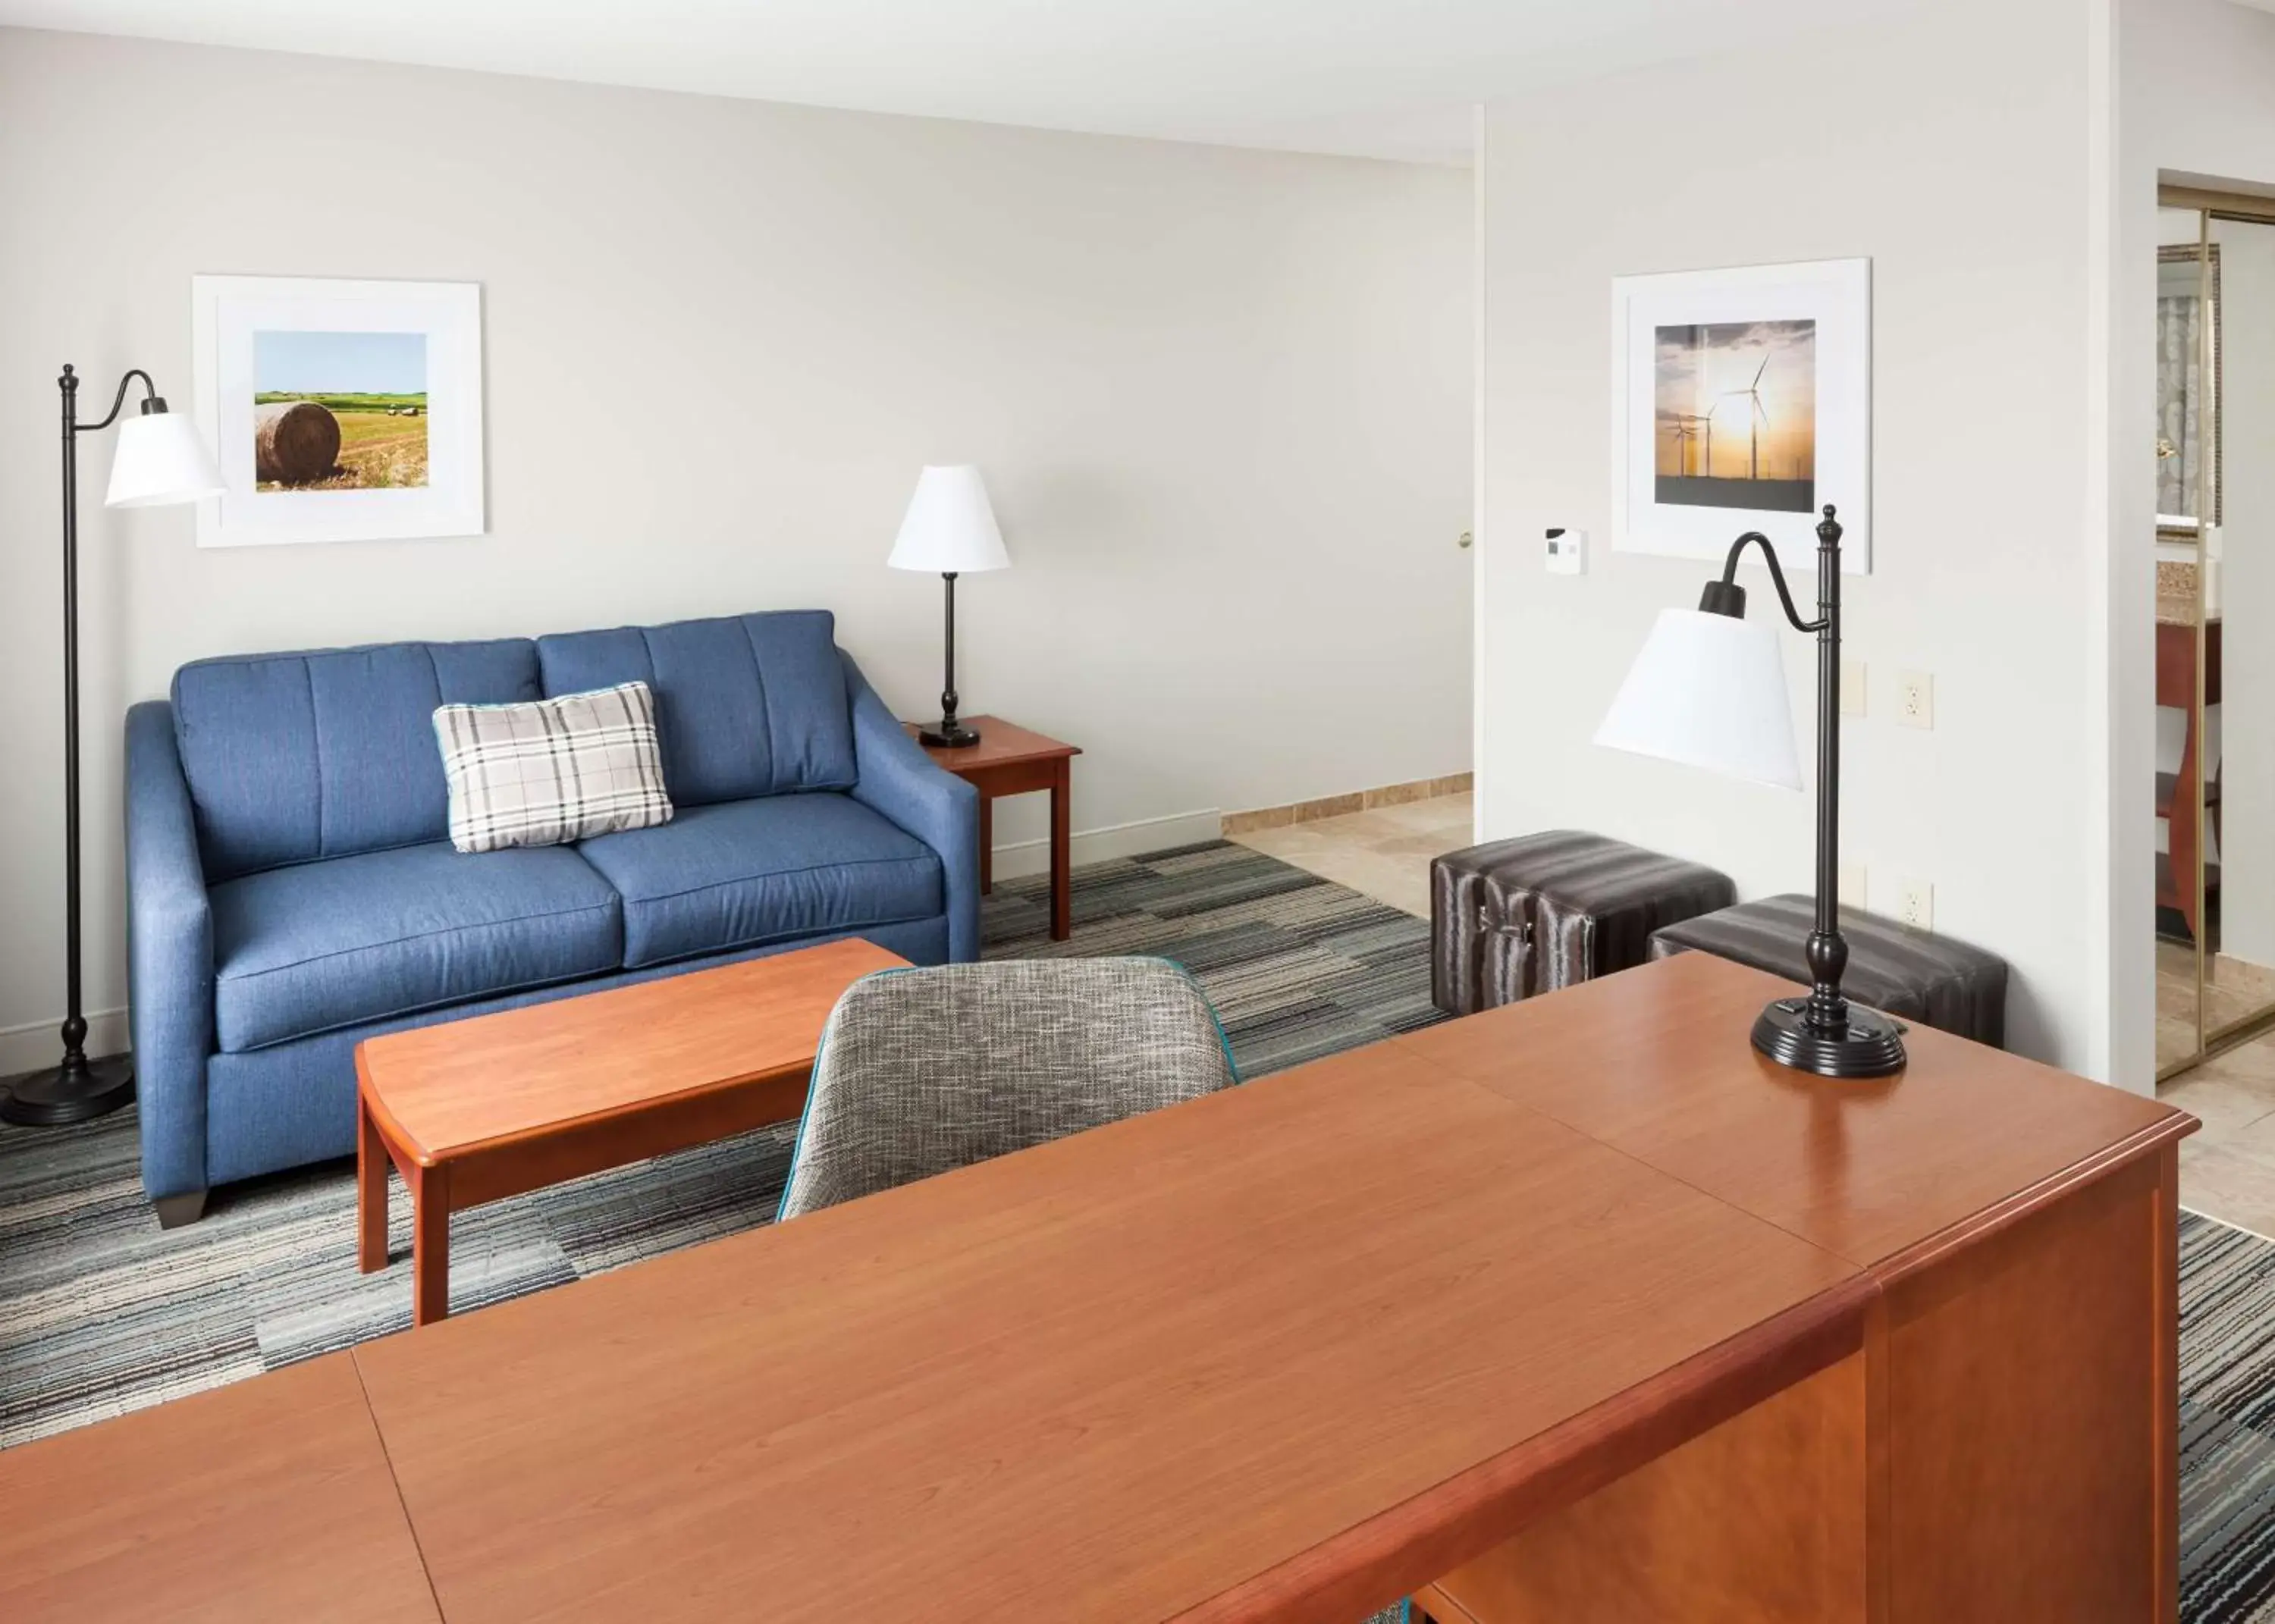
xmin=1722 ymin=355 xmax=1772 ymax=481
xmin=1687 ymin=406 xmax=1717 ymax=478
xmin=1668 ymin=416 xmax=1699 ymax=474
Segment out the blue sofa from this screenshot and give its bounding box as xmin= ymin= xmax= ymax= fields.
xmin=124 ymin=610 xmax=978 ymax=1225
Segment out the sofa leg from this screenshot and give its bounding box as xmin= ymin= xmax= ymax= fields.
xmin=152 ymin=1191 xmax=208 ymax=1229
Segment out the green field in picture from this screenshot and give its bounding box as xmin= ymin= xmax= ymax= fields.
xmin=253 ymin=330 xmax=431 ymax=491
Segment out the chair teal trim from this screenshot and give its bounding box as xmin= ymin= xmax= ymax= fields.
xmin=773 ymin=964 xmax=918 ymax=1225
xmin=1149 ymin=953 xmax=1239 ymax=1085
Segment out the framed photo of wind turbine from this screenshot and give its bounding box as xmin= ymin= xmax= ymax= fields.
xmin=1611 ymin=258 xmax=1872 ymax=575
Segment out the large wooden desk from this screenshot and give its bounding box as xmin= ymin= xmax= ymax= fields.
xmin=0 ymin=1355 xmax=438 ymax=1622
xmin=0 ymin=954 xmax=2193 ymax=1621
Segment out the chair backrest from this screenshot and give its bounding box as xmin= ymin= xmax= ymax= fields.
xmin=777 ymin=958 xmax=1238 ymax=1221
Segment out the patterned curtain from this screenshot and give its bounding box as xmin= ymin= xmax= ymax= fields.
xmin=2158 ymin=290 xmax=2204 ymax=517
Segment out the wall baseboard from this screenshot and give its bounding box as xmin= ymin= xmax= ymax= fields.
xmin=990 ymin=808 xmax=1224 ymax=882
xmin=0 ymin=1008 xmax=130 ymax=1080
xmin=1222 ymin=773 xmax=1472 ymax=836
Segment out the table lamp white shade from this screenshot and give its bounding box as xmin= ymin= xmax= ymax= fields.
xmin=1593 ymin=607 xmax=1803 ymax=792
xmin=887 ymin=465 xmax=1010 ymax=573
xmin=105 ymin=411 xmax=225 ymax=509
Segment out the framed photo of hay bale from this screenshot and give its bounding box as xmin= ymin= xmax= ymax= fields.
xmin=1611 ymin=258 xmax=1871 ymax=575
xmin=190 ymin=275 xmax=485 ymax=547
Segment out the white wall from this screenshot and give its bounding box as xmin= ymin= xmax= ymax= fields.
xmin=0 ymin=28 xmax=1473 ymax=1070
xmin=1476 ymin=0 xmax=2107 ymax=1071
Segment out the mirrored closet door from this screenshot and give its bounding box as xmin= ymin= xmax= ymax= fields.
xmin=2159 ymin=194 xmax=2275 ymax=1078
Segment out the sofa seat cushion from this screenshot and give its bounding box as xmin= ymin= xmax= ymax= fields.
xmin=211 ymin=843 xmax=623 ymax=1052
xmin=578 ymin=794 xmax=942 ymax=969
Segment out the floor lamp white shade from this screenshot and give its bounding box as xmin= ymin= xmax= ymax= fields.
xmin=105 ymin=412 xmax=225 ymax=509
xmin=1594 ymin=607 xmax=1803 ymax=792
xmin=887 ymin=465 xmax=1010 ymax=573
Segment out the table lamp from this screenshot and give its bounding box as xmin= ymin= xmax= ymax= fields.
xmin=1594 ymin=505 xmax=1906 ymax=1080
xmin=888 ymin=465 xmax=1010 ymax=748
xmin=4 ymin=367 xmax=224 ymax=1127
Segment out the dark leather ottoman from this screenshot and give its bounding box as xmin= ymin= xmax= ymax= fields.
xmin=1430 ymin=832 xmax=1737 ymax=1017
xmin=1648 ymin=893 xmax=2008 ymax=1049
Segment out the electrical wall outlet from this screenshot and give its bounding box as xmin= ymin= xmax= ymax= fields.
xmin=1839 ymin=862 xmax=1867 ymax=908
xmin=1840 ymin=658 xmax=1867 ymax=718
xmin=1545 ymin=527 xmax=1586 ymax=575
xmin=1896 ymin=670 xmax=1935 ymax=730
xmin=1897 ymin=878 xmax=1934 ymax=930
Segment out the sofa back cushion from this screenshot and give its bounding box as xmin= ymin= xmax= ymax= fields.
xmin=535 ymin=611 xmax=855 ymax=806
xmin=172 ymin=639 xmax=541 ymax=881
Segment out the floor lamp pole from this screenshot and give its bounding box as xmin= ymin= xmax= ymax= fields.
xmin=3 ymin=365 xmax=136 ymax=1127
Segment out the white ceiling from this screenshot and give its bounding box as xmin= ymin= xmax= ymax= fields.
xmin=0 ymin=0 xmax=1916 ymax=165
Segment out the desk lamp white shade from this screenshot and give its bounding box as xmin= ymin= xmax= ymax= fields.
xmin=887 ymin=465 xmax=1010 ymax=573
xmin=104 ymin=409 xmax=225 ymax=509
xmin=1593 ymin=607 xmax=1803 ymax=792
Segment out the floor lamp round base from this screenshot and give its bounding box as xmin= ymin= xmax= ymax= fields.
xmin=1751 ymin=997 xmax=1908 ymax=1080
xmin=1 ymin=1054 xmax=135 ymax=1127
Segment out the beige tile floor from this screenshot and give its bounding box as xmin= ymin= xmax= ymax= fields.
xmin=1228 ymin=792 xmax=1473 ymax=920
xmin=2156 ymin=939 xmax=2275 ymax=1073
xmin=1236 ymin=794 xmax=2275 ymax=1238
xmin=2162 ymin=1039 xmax=2275 ymax=1239
xmin=2154 ymin=939 xmax=2275 ymax=1235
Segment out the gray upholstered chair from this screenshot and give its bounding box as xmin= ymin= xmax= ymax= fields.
xmin=775 ymin=958 xmax=1238 ymax=1221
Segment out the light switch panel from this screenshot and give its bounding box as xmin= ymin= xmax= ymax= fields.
xmin=1545 ymin=528 xmax=1586 ymax=575
xmin=1840 ymin=659 xmax=1867 ymax=718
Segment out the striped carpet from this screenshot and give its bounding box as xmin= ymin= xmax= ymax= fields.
xmin=2184 ymin=1208 xmax=2275 ymax=1623
xmin=2 ymin=839 xmax=2273 ymax=1624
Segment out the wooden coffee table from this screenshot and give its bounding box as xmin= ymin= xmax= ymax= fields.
xmin=355 ymin=937 xmax=908 ymax=1325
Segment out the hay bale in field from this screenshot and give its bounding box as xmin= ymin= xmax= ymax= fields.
xmin=253 ymin=400 xmax=340 ymax=484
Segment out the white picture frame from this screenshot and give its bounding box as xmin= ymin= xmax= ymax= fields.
xmin=1611 ymin=258 xmax=1871 ymax=575
xmin=191 ymin=275 xmax=485 ymax=547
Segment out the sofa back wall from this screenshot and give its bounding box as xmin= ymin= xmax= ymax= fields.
xmin=0 ymin=27 xmax=1473 ymax=1068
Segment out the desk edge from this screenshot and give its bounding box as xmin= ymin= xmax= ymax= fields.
xmin=1167 ymin=1274 xmax=1877 ymax=1624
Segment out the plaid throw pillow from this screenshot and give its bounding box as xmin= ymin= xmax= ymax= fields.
xmin=434 ymin=682 xmax=673 ymax=853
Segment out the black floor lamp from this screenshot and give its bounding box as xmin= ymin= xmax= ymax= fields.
xmin=1594 ymin=505 xmax=1906 ymax=1080
xmin=2 ymin=365 xmax=224 ymax=1127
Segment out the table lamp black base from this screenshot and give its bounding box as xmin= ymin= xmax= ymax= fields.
xmin=920 ymin=720 xmax=983 ymax=749
xmin=1751 ymin=996 xmax=1908 ymax=1080
xmin=2 ymin=1052 xmax=135 ymax=1127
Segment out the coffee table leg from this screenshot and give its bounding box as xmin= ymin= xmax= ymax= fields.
xmin=409 ymin=1162 xmax=450 ymax=1326
xmin=1050 ymin=759 xmax=1072 ymax=941
xmin=356 ymin=1091 xmax=388 ymax=1274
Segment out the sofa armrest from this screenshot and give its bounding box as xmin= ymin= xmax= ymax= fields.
xmin=842 ymin=654 xmax=981 ymax=962
xmin=125 ymin=700 xmax=215 ymax=1201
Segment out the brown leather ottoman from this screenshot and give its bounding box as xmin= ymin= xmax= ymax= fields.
xmin=1430 ymin=832 xmax=1737 ymax=1017
xmin=1648 ymin=893 xmax=2008 ymax=1049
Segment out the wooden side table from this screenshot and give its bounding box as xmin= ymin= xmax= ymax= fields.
xmin=908 ymin=715 xmax=1081 ymax=940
